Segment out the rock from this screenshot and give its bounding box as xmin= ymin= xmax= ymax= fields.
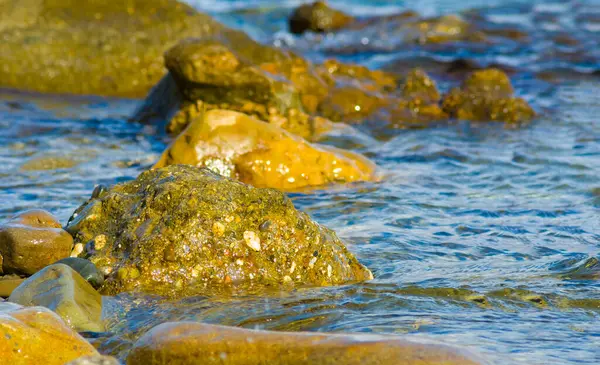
xmin=0 ymin=209 xmax=73 ymax=275
xmin=65 ymin=165 xmax=373 ymax=296
xmin=20 ymin=156 xmax=79 ymax=171
xmin=133 ymin=36 xmax=328 ymax=140
xmin=8 ymin=264 xmax=104 ymax=332
xmin=289 ymin=1 xmax=353 ymax=34
xmin=0 ymin=302 xmax=98 ymax=364
xmin=66 ymin=355 xmax=121 ymax=365
xmin=55 ymin=257 xmax=105 ymax=289
xmin=0 ymin=276 xmax=25 ymax=298
xmin=288 ymin=3 xmax=484 ymax=45
xmin=441 ymin=68 xmax=535 ymax=123
xmin=0 ymin=0 xmax=229 ymax=97
xmin=126 ymin=322 xmax=482 ymax=365
xmin=154 ymin=109 xmax=377 ymax=191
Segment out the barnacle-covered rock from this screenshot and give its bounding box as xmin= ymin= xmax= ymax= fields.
xmin=65 ymin=165 xmax=373 ymax=296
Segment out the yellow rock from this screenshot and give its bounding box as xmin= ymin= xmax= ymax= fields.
xmin=126 ymin=322 xmax=482 ymax=365
xmin=154 ymin=109 xmax=377 ymax=191
xmin=0 ymin=303 xmax=98 ymax=365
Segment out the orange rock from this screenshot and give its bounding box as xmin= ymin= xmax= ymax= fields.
xmin=154 ymin=109 xmax=377 ymax=191
xmin=127 ymin=322 xmax=482 ymax=365
xmin=0 ymin=303 xmax=97 ymax=365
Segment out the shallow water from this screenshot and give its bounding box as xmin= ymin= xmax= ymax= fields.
xmin=1 ymin=1 xmax=600 ymax=364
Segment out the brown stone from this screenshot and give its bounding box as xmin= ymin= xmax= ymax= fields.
xmin=126 ymin=322 xmax=482 ymax=365
xmin=0 ymin=210 xmax=73 ymax=275
xmin=0 ymin=302 xmax=98 ymax=365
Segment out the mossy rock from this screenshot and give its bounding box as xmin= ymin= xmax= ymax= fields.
xmin=0 ymin=0 xmax=226 ymax=97
xmin=441 ymin=68 xmax=535 ymax=123
xmin=65 ymin=165 xmax=372 ymax=296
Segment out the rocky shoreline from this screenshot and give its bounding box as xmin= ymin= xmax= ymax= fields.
xmin=0 ymin=0 xmax=554 ymax=363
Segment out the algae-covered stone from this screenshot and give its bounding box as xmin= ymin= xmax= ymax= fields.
xmin=441 ymin=68 xmax=535 ymax=123
xmin=0 ymin=0 xmax=227 ymax=97
xmin=126 ymin=322 xmax=482 ymax=365
xmin=0 ymin=302 xmax=98 ymax=364
xmin=65 ymin=165 xmax=372 ymax=296
xmin=8 ymin=263 xmax=104 ymax=332
xmin=0 ymin=210 xmax=73 ymax=275
xmin=289 ymin=1 xmax=353 ymax=34
xmin=154 ymin=109 xmax=377 ymax=191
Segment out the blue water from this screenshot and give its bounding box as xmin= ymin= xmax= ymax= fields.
xmin=1 ymin=1 xmax=600 ymax=364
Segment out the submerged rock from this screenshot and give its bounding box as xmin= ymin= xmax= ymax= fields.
xmin=441 ymin=69 xmax=535 ymax=123
xmin=154 ymin=109 xmax=377 ymax=191
xmin=8 ymin=264 xmax=104 ymax=332
xmin=289 ymin=1 xmax=353 ymax=34
xmin=0 ymin=210 xmax=73 ymax=275
xmin=65 ymin=165 xmax=372 ymax=296
xmin=20 ymin=156 xmax=79 ymax=171
xmin=0 ymin=302 xmax=98 ymax=364
xmin=0 ymin=0 xmax=227 ymax=97
xmin=126 ymin=322 xmax=482 ymax=365
xmin=67 ymin=355 xmax=121 ymax=365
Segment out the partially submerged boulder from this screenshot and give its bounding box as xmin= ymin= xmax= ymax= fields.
xmin=8 ymin=263 xmax=104 ymax=332
xmin=126 ymin=322 xmax=482 ymax=365
xmin=441 ymin=69 xmax=535 ymax=123
xmin=0 ymin=209 xmax=73 ymax=275
xmin=133 ymin=36 xmax=329 ymax=140
xmin=154 ymin=109 xmax=377 ymax=191
xmin=0 ymin=302 xmax=98 ymax=364
xmin=0 ymin=0 xmax=227 ymax=97
xmin=65 ymin=165 xmax=373 ymax=296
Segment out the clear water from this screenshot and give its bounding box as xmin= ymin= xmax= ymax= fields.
xmin=1 ymin=1 xmax=600 ymax=364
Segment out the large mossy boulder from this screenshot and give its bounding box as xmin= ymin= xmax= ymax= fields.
xmin=0 ymin=0 xmax=227 ymax=97
xmin=0 ymin=302 xmax=98 ymax=364
xmin=126 ymin=322 xmax=482 ymax=365
xmin=65 ymin=165 xmax=372 ymax=296
xmin=154 ymin=109 xmax=377 ymax=191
